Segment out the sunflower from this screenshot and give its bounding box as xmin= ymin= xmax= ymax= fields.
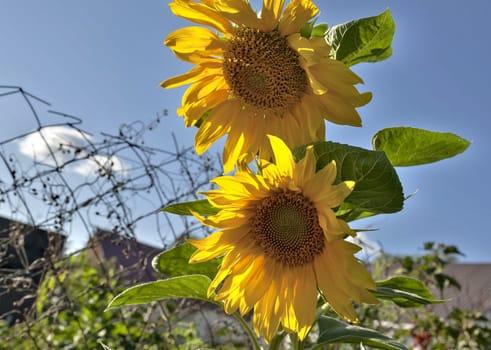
xmin=162 ymin=0 xmax=372 ymax=172
xmin=188 ymin=135 xmax=378 ymax=342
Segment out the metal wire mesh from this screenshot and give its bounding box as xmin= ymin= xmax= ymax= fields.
xmin=0 ymin=86 xmax=250 ymax=349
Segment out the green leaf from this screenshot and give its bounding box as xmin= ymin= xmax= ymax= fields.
xmin=152 ymin=243 xmax=221 ymax=280
xmin=106 ymin=275 xmax=212 ymax=310
xmin=161 ymin=199 xmax=219 ymax=216
xmin=372 ymin=127 xmax=471 ymax=166
xmin=300 ymin=19 xmax=316 ymax=38
xmin=373 ymin=276 xmax=444 ymax=307
xmin=315 ymin=316 xmax=407 ymax=350
xmin=326 ymin=9 xmax=395 ymax=66
xmin=312 ymin=23 xmax=328 ymax=38
xmin=301 ymin=19 xmax=328 ymax=38
xmin=293 ymin=141 xmax=404 ymax=222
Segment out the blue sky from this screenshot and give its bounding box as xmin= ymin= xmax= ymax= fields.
xmin=1 ymin=0 xmax=490 ymax=262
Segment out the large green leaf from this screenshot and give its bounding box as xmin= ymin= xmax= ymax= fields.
xmin=372 ymin=127 xmax=471 ymax=166
xmin=152 ymin=243 xmax=221 ymax=280
xmin=293 ymin=141 xmax=404 ymax=222
xmin=326 ymin=9 xmax=395 ymax=66
xmin=373 ymin=276 xmax=444 ymax=307
xmin=106 ymin=275 xmax=212 ymax=310
xmin=161 ymin=199 xmax=219 ymax=216
xmin=314 ymin=316 xmax=407 ymax=350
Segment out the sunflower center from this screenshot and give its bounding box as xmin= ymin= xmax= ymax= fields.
xmin=252 ymin=190 xmax=325 ymax=267
xmin=223 ymin=28 xmax=308 ymax=117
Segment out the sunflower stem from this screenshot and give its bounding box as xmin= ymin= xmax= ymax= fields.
xmin=268 ymin=330 xmax=286 ymax=350
xmin=289 ymin=333 xmax=304 ymax=350
xmin=231 ymin=312 xmax=262 ymax=350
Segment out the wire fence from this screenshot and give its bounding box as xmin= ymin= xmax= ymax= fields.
xmin=0 ymin=86 xmax=251 ymax=349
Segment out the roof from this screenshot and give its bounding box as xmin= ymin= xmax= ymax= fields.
xmin=85 ymin=229 xmax=162 ymax=284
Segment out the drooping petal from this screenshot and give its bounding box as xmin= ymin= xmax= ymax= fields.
xmin=267 ymin=135 xmax=295 ymax=179
xmin=160 ymin=65 xmax=208 ymax=89
xmin=318 ymin=92 xmax=364 ymax=126
xmin=260 ymin=0 xmax=285 ymax=31
xmin=214 ymin=0 xmax=262 ymax=29
xmin=279 ymin=0 xmax=319 ymax=36
xmin=188 ymin=230 xmax=240 ymax=262
xmin=302 ymin=161 xmax=349 ymax=207
xmin=182 ymin=75 xmax=228 ymax=106
xmin=314 ymin=245 xmax=358 ymax=321
xmin=223 ymin=127 xmax=247 ymax=174
xmin=181 ymin=88 xmax=230 ymax=126
xmin=165 ymin=26 xmax=225 ymax=55
xmin=287 ymin=33 xmax=331 ymax=65
xmin=293 ymin=145 xmax=317 ymax=188
xmin=194 ymin=209 xmax=249 ymax=230
xmin=241 ymin=255 xmax=273 ymax=310
xmin=194 ymin=99 xmax=240 ymax=154
xmin=169 ymin=0 xmax=234 ymax=35
xmin=308 ymin=60 xmax=364 ymax=85
xmin=289 ymin=265 xmax=317 ymax=340
xmin=326 ymin=240 xmax=377 ymax=302
xmin=253 ymin=268 xmax=284 ymax=342
xmin=317 ymin=207 xmax=353 ymax=240
xmin=316 ymin=180 xmax=355 ymax=207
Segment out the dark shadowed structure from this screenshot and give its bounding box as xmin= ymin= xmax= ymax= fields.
xmin=85 ymin=229 xmax=162 ymax=284
xmin=0 ymin=217 xmax=65 ymax=325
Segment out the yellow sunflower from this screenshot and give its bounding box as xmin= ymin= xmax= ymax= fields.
xmin=189 ymin=135 xmax=378 ymax=342
xmin=162 ymin=0 xmax=372 ymax=172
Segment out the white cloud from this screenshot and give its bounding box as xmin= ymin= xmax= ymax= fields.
xmin=18 ymin=126 xmax=92 ymax=163
xmin=17 ymin=126 xmax=126 ymax=176
xmin=71 ymin=154 xmax=126 ymax=176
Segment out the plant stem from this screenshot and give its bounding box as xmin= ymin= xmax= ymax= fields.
xmin=232 ymin=312 xmax=262 ymax=350
xmin=268 ymin=330 xmax=286 ymax=350
xmin=290 ymin=333 xmax=304 ymax=350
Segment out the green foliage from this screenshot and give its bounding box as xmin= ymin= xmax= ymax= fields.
xmin=107 ymin=275 xmax=213 ymax=309
xmin=360 ymin=243 xmax=490 ymax=350
xmin=372 ymin=127 xmax=471 ymax=166
xmin=161 ymin=199 xmax=220 ymax=216
xmin=326 ymin=9 xmax=395 ymax=66
xmin=153 ymin=242 xmax=221 ymax=279
xmin=394 ymin=242 xmax=463 ymax=296
xmin=410 ymin=308 xmax=491 ymax=349
xmin=293 ymin=141 xmax=404 ymax=222
xmin=0 ymin=253 xmax=205 ymax=350
xmin=373 ymin=276 xmax=443 ymax=308
xmin=315 ymin=316 xmax=407 ymax=350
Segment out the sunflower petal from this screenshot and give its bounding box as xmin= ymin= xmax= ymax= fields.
xmin=267 ymin=135 xmax=295 ymax=178
xmin=169 ymin=0 xmax=234 ymax=34
xmin=293 ymin=146 xmax=316 ymax=189
xmin=195 ymin=99 xmax=242 ymax=154
xmin=215 ymin=0 xmax=261 ymax=29
xmin=279 ymin=0 xmax=319 ymax=36
xmin=165 ymin=26 xmax=225 ymax=54
xmin=261 ymin=0 xmax=285 ymax=30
